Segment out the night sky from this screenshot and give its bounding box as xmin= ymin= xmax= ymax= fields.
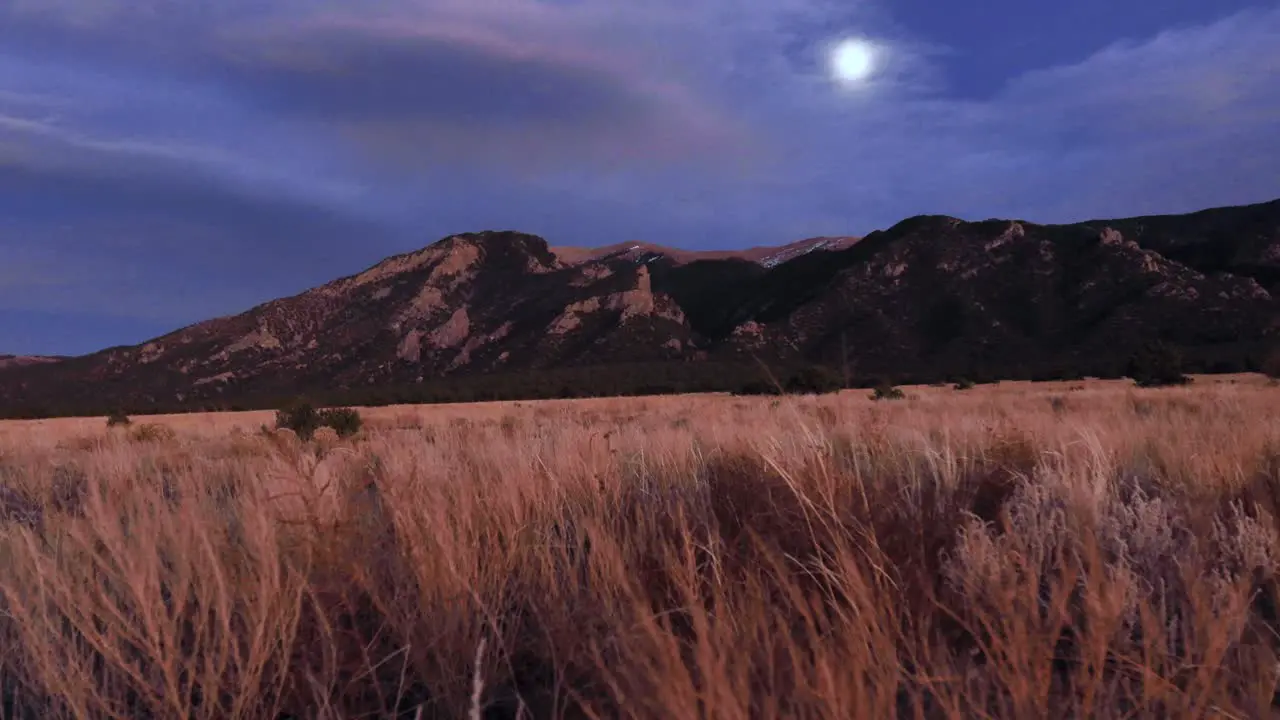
xmin=2 ymin=0 xmax=1278 ymax=355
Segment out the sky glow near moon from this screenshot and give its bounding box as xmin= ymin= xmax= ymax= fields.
xmin=828 ymin=37 xmax=879 ymax=86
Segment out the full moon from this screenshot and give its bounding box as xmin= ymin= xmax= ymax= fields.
xmin=829 ymin=38 xmax=877 ymax=85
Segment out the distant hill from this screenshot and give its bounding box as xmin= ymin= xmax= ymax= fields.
xmin=2 ymin=199 xmax=1277 ymax=417
xmin=548 ymin=236 xmax=859 ymax=268
xmin=0 ymin=355 xmax=62 ymax=371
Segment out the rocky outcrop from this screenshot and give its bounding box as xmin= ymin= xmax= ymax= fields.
xmin=547 ymin=266 xmax=685 ymax=335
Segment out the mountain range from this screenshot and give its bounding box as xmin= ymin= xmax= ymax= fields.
xmin=2 ymin=199 xmax=1278 ymax=417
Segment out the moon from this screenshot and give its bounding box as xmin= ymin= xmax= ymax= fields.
xmin=829 ymin=38 xmax=878 ymax=85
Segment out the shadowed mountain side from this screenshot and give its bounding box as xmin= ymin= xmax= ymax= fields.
xmin=1079 ymin=198 xmax=1280 ymax=292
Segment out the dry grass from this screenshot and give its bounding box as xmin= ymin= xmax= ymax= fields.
xmin=0 ymin=375 xmax=1278 ymax=718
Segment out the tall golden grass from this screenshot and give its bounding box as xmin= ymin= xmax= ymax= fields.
xmin=0 ymin=376 xmax=1278 ymax=718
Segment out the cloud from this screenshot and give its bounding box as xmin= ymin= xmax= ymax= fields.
xmin=0 ymin=99 xmax=375 ymax=233
xmin=983 ymin=5 xmax=1280 ymax=219
xmin=1 ymin=0 xmax=759 ymax=174
xmin=3 ymin=0 xmax=1277 ymax=226
xmin=996 ymin=5 xmax=1280 ymax=158
xmin=0 ymin=108 xmax=405 ymax=325
xmin=211 ymin=21 xmax=735 ymax=171
xmin=0 ymin=256 xmax=69 ymax=293
xmin=740 ymin=3 xmax=1280 ymax=228
xmin=0 ymin=0 xmax=912 ymax=179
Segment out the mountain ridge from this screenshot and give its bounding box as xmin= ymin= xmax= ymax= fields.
xmin=0 ymin=356 xmax=62 ymax=370
xmin=548 ymin=236 xmax=861 ymax=268
xmin=2 ymin=200 xmax=1277 ymax=417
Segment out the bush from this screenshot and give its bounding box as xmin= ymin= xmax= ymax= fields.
xmin=105 ymin=410 xmax=131 ymax=427
xmin=1262 ymin=347 xmax=1280 ymax=380
xmin=871 ymin=383 xmax=905 ymax=401
xmin=734 ymin=380 xmax=782 ymax=396
xmin=953 ymin=378 xmax=976 ymax=391
xmin=130 ymin=423 xmax=176 ymax=444
xmin=784 ymin=365 xmax=844 ymax=395
xmin=276 ymin=402 xmax=362 ymax=440
xmin=318 ymin=407 xmax=363 ymax=438
xmin=1048 ymin=395 xmax=1068 ymax=415
xmin=275 ymin=402 xmax=323 ymax=441
xmin=1127 ymin=341 xmax=1191 ymax=388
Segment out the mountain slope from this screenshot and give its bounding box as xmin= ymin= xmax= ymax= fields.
xmin=1080 ymin=198 xmax=1280 ymax=292
xmin=771 ymin=215 xmax=1275 ymax=380
xmin=2 ymin=200 xmax=1277 ymax=415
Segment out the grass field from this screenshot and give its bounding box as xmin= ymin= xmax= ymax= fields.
xmin=1 ymin=375 xmax=1279 ymax=718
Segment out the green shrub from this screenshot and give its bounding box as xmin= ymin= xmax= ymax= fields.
xmin=953 ymin=378 xmax=976 ymax=391
xmin=318 ymin=407 xmax=363 ymax=438
xmin=871 ymin=383 xmax=905 ymax=401
xmin=105 ymin=410 xmax=131 ymax=428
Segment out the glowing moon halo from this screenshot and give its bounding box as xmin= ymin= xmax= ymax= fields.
xmin=829 ymin=37 xmax=877 ymax=85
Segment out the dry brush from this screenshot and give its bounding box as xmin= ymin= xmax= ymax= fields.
xmin=0 ymin=378 xmax=1277 ymax=718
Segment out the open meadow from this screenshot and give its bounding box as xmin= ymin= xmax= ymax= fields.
xmin=2 ymin=375 xmax=1280 ymax=718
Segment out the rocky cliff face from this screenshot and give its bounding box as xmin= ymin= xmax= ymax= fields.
xmin=2 ymin=200 xmax=1277 ymax=414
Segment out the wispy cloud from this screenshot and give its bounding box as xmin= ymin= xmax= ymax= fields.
xmin=1 ymin=0 xmax=763 ymax=172
xmin=724 ymin=3 xmax=1280 ymax=228
xmin=3 ymin=0 xmax=1276 ymax=222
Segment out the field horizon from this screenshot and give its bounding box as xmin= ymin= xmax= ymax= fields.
xmin=2 ymin=375 xmax=1279 ymax=718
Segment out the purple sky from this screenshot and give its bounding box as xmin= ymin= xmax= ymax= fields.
xmin=2 ymin=0 xmax=1279 ymax=355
